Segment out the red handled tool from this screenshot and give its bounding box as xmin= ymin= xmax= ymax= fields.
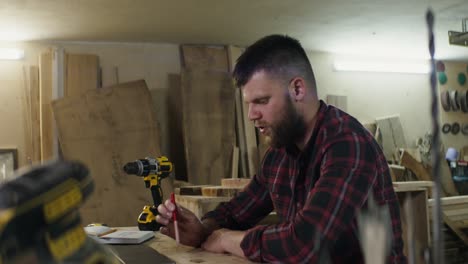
xmin=170 ymin=192 xmax=180 ymax=244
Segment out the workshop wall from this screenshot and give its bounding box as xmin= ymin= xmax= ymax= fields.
xmin=309 ymin=51 xmax=432 ymax=147
xmin=58 ymin=42 xmax=181 ymax=158
xmin=0 ymin=42 xmax=180 ymax=170
xmin=0 ymin=41 xmax=435 ymax=172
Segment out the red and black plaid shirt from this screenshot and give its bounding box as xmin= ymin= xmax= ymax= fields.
xmin=203 ymin=101 xmax=406 ymax=263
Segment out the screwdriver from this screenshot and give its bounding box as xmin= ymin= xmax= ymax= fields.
xmin=170 ymin=192 xmax=180 ymax=244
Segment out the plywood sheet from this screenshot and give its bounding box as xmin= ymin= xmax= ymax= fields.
xmin=181 ymin=70 xmax=235 ymax=185
xmin=51 ymin=80 xmax=170 ymax=226
xmin=65 ymin=53 xmax=99 ymax=98
xmin=375 ymin=115 xmax=407 ymax=162
xmin=39 ymin=51 xmax=54 ymax=161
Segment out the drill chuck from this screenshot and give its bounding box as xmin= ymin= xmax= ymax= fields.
xmin=123 ymin=156 xmax=172 ymax=176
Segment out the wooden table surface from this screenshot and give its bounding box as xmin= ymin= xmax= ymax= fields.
xmin=147 ymin=232 xmax=252 ymax=264
xmin=119 ymin=182 xmax=432 ymax=263
xmin=118 ymin=227 xmax=252 ymax=264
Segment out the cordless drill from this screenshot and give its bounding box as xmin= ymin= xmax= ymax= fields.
xmin=123 ymin=156 xmax=173 ymax=231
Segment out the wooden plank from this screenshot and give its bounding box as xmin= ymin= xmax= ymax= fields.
xmin=167 ymin=74 xmax=188 ymax=182
xmin=389 ymin=164 xmax=406 ymax=181
xmin=51 ymin=80 xmax=170 ymax=226
xmin=29 ymin=66 xmax=41 ymax=163
xmin=375 ymin=115 xmax=407 ymax=162
xmin=228 ymin=45 xmax=249 ymax=180
xmin=39 ymin=51 xmax=54 ymax=161
xmin=401 ymin=149 xmax=459 ymax=196
xmin=181 ymin=45 xmax=229 ymax=72
xmin=443 ymin=212 xmax=468 ymax=246
xmin=428 ymin=195 xmax=468 ymax=206
xmin=233 ymin=89 xmax=248 ymax=179
xmin=400 ymin=150 xmax=432 ymax=182
xmin=397 ymin=189 xmax=430 ymax=264
xmin=231 ymin=145 xmax=239 ymax=179
xmin=393 ymin=181 xmax=433 ymax=192
xmin=226 ymin=46 xmax=260 ymax=178
xmin=181 ymin=70 xmax=235 ymax=185
xmin=64 ymin=53 xmax=99 ymax=98
xmin=175 ymin=195 xmax=231 ymax=218
xmin=201 ymin=186 xmax=242 ymax=197
xmin=221 ymin=178 xmax=251 ymax=188
xmin=178 ymin=185 xmax=214 ymax=196
xmin=244 ymin=104 xmax=260 ymax=178
xmin=326 ymin=94 xmax=347 ymax=111
xmin=21 ymin=65 xmax=41 ymax=164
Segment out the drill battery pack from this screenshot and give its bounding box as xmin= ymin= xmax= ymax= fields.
xmin=0 ymin=161 xmax=118 ymax=264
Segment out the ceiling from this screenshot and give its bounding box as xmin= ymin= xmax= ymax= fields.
xmin=2 ymin=0 xmax=468 ymax=60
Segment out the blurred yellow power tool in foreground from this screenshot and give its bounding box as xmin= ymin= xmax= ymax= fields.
xmin=123 ymin=156 xmax=173 ymax=231
xmin=0 ymin=161 xmax=119 ymax=264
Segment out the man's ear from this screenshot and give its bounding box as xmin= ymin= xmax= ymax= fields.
xmin=289 ymin=77 xmax=307 ymax=101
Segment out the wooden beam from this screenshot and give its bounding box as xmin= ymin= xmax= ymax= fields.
xmin=201 ymin=186 xmax=242 ymax=197
xmin=400 ymin=150 xmax=432 ymax=182
xmin=39 ymin=51 xmax=54 ymax=162
xmin=64 ymin=53 xmax=99 ymax=97
xmin=443 ymin=212 xmax=468 ymax=246
xmin=221 ymin=178 xmax=251 ymax=188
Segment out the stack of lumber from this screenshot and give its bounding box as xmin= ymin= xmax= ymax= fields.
xmin=395 ymin=148 xmax=468 ymax=261
xmin=428 ymin=196 xmax=468 ymax=230
xmin=174 ymin=178 xmax=250 ymax=218
xmin=428 ymin=196 xmax=468 ymax=263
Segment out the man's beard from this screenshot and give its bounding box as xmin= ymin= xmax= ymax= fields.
xmin=265 ymin=97 xmax=307 ymax=149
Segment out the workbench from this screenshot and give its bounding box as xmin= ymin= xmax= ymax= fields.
xmin=114 ymin=227 xmax=251 ymax=263
xmin=146 ymin=232 xmax=251 ymax=263
xmin=114 ymin=181 xmax=431 ymax=263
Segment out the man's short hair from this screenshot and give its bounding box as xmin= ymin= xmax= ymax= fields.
xmin=233 ymin=34 xmax=316 ymax=88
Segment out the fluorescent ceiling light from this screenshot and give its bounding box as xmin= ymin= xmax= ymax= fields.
xmin=0 ymin=48 xmax=24 ymax=60
xmin=333 ymin=60 xmax=430 ymax=74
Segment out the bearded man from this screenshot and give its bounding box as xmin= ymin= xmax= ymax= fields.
xmin=156 ymin=35 xmax=406 ymax=263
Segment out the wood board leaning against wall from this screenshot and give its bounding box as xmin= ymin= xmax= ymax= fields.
xmin=52 ymin=80 xmax=171 ymax=226
xmin=180 ymin=45 xmax=262 ymax=185
xmin=180 ymin=69 xmax=235 ymax=185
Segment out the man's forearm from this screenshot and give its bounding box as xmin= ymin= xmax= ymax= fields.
xmin=200 ymin=218 xmax=221 ymax=242
xmin=221 ymin=230 xmax=246 ymax=258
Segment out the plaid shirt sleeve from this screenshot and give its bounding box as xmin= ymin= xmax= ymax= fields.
xmin=240 ymin=132 xmax=382 ymax=263
xmin=201 ymin=170 xmax=274 ymax=230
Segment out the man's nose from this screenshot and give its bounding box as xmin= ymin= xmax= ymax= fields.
xmin=248 ymin=104 xmax=261 ymax=121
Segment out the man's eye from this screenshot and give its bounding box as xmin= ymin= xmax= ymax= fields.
xmin=258 ymin=99 xmax=268 ymax=104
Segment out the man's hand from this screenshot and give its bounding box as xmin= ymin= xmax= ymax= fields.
xmin=201 ymin=228 xmax=246 ymax=258
xmin=156 ymin=199 xmax=209 ymax=247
